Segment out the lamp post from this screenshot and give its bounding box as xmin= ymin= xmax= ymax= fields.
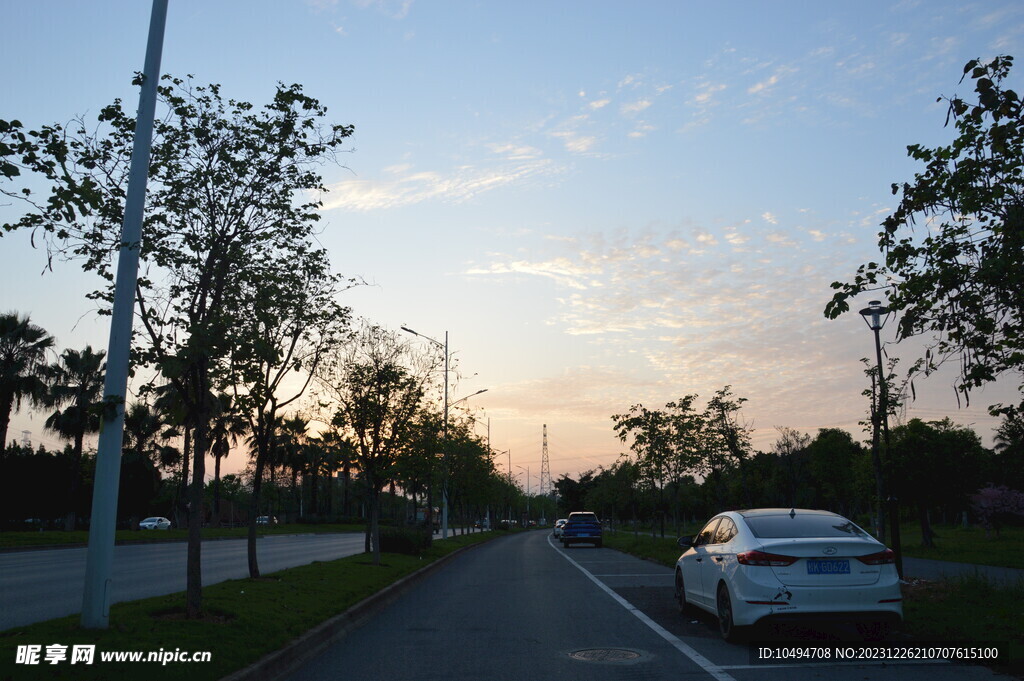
xmin=858 ymin=300 xmax=903 ymax=579
xmin=494 ymin=448 xmax=511 ymax=524
xmin=400 ymin=326 xmax=486 ymax=539
xmin=516 ymin=464 xmax=530 ymax=525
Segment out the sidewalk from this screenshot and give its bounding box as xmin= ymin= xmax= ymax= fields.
xmin=902 ymin=556 xmax=1024 ymax=585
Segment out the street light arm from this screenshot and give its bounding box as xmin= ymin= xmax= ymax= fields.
xmin=401 ymin=325 xmax=444 ymax=349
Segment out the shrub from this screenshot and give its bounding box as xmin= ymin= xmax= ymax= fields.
xmin=379 ymin=526 xmax=431 ymax=555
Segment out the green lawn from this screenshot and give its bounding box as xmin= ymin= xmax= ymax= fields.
xmin=897 ymin=522 xmax=1024 ymax=569
xmin=0 ymin=532 xmax=494 ymax=681
xmin=0 ymin=523 xmax=368 ymax=550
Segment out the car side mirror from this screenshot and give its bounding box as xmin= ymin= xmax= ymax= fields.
xmin=677 ymin=536 xmax=694 ymax=548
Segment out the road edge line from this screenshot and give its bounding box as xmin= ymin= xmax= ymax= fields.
xmin=548 ymin=534 xmax=737 ymax=681
xmin=221 ymin=536 xmax=495 ymax=681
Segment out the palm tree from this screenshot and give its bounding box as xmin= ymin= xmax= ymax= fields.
xmin=45 ymin=346 xmax=106 ymax=531
xmin=208 ymin=393 xmax=247 ymax=527
xmin=0 ymin=312 xmax=55 ymax=456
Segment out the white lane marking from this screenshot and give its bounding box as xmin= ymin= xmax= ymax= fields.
xmin=548 ymin=535 xmax=737 ymax=681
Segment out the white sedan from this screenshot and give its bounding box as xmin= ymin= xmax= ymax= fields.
xmin=139 ymin=516 xmax=171 ymax=530
xmin=674 ymin=508 xmax=902 ymax=642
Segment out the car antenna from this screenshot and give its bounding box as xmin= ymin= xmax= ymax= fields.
xmin=789 ymin=508 xmax=796 ymax=519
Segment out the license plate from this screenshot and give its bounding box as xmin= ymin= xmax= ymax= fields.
xmin=806 ymin=559 xmax=850 ymax=575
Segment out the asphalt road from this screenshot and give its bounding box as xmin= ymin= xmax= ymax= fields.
xmin=0 ymin=533 xmax=369 ymax=630
xmin=285 ymin=531 xmax=1009 ymax=681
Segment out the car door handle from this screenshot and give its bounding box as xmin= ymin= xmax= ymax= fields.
xmin=713 ymin=556 xmax=723 ymax=562
xmin=695 ymin=557 xmax=702 ymax=562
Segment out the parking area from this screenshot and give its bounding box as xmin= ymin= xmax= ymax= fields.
xmin=544 ymin=533 xmax=1002 ymax=681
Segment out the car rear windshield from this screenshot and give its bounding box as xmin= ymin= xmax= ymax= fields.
xmin=744 ymin=515 xmax=870 ymax=539
xmin=569 ymin=513 xmax=598 ymax=522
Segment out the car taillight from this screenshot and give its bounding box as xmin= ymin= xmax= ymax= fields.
xmin=736 ymin=550 xmax=797 ymax=567
xmin=856 ymin=549 xmax=895 ymax=565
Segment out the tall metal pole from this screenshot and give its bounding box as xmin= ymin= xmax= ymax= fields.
xmin=874 ymin=325 xmax=903 ymax=579
xmin=441 ymin=331 xmax=449 ymax=539
xmin=81 ymin=0 xmax=168 ymax=629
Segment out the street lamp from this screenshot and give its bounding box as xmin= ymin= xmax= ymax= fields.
xmin=516 ymin=464 xmax=530 ymax=525
xmin=858 ymin=300 xmax=903 ymax=579
xmin=401 ymin=326 xmax=486 ymax=540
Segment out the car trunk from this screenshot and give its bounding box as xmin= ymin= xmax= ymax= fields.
xmin=757 ymin=537 xmax=885 ymax=586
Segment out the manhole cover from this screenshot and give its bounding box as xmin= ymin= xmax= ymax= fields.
xmin=569 ymin=648 xmax=642 ymax=663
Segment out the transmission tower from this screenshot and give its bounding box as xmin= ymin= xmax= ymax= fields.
xmin=540 ymin=424 xmax=551 ymax=498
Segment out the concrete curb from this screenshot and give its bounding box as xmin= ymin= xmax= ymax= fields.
xmin=219 ymin=537 xmax=492 ymax=681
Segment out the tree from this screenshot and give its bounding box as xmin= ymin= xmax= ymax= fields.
xmin=825 ymin=56 xmax=1024 ymax=418
xmin=890 ymin=418 xmax=987 ymax=547
xmin=991 ymin=413 xmax=1024 ymax=490
xmin=0 ymin=312 xmax=54 ymax=456
xmin=43 ymin=346 xmax=106 ymax=531
xmin=7 ymin=76 xmax=354 ymax=618
xmin=771 ymin=426 xmax=811 ymax=508
xmin=613 ymin=403 xmax=673 ymax=536
xmin=207 ymin=393 xmax=247 ymax=529
xmin=228 ymin=245 xmax=351 ymax=577
xmin=317 ymin=324 xmax=429 ymax=565
xmin=704 ymin=386 xmax=754 ymax=507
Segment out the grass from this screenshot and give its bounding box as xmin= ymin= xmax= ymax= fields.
xmin=897 ymin=522 xmax=1024 ymax=569
xmin=607 ymin=521 xmax=1024 ymax=570
xmin=603 ymin=529 xmax=1024 ymax=676
xmin=0 ymin=531 xmax=494 ymax=681
xmin=902 ymin=576 xmax=1024 ymax=677
xmin=0 ymin=523 xmax=368 ymax=550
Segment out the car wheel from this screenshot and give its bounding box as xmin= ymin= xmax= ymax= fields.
xmin=717 ymin=583 xmax=746 ymax=643
xmin=595 ymin=541 xmax=602 ymax=548
xmin=674 ymin=570 xmax=689 ymax=613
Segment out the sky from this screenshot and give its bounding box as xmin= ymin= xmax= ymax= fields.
xmin=2 ymin=0 xmax=1022 ymax=492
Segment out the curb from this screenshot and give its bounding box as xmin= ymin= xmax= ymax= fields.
xmin=219 ymin=537 xmax=492 ymax=681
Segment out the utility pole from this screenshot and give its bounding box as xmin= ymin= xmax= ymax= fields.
xmin=81 ymin=0 xmax=168 ymax=629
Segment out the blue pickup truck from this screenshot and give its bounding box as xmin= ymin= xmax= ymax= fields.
xmin=560 ymin=511 xmax=603 ymax=548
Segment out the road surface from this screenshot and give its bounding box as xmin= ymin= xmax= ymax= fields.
xmin=284 ymin=530 xmax=1010 ymax=681
xmin=0 ymin=533 xmax=368 ymax=630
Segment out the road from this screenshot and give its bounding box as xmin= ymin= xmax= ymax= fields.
xmin=285 ymin=530 xmax=1008 ymax=681
xmin=0 ymin=533 xmax=370 ymax=630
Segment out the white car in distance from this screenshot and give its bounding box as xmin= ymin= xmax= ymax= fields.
xmin=139 ymin=516 xmax=171 ymax=530
xmin=674 ymin=508 xmax=902 ymax=642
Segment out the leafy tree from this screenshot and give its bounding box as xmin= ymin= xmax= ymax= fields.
xmin=0 ymin=312 xmax=55 ymax=456
xmin=991 ymin=413 xmax=1024 ymax=490
xmin=207 ymin=393 xmax=247 ymax=529
xmin=826 ymin=55 xmax=1024 ymax=418
xmin=43 ymin=346 xmax=106 ymax=531
xmin=317 ymin=324 xmax=428 ymax=565
xmin=7 ymin=75 xmax=354 ymax=617
xmin=805 ymin=428 xmax=868 ymax=517
xmin=228 ymin=252 xmax=350 ymax=577
xmin=771 ymin=426 xmax=812 ymax=508
xmin=704 ymin=386 xmax=754 ymax=507
xmin=890 ymin=418 xmax=987 ymax=547
xmin=612 ymin=403 xmax=673 ymax=535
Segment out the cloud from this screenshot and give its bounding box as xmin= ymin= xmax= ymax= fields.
xmin=488 ymin=143 xmax=543 ymax=160
xmin=621 ymin=99 xmax=652 ymax=115
xmin=762 ymin=211 xmax=779 ymax=224
xmin=550 ymin=130 xmax=598 ymax=154
xmin=589 ymin=98 xmax=611 ymax=110
xmin=322 ymin=159 xmax=560 ymax=212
